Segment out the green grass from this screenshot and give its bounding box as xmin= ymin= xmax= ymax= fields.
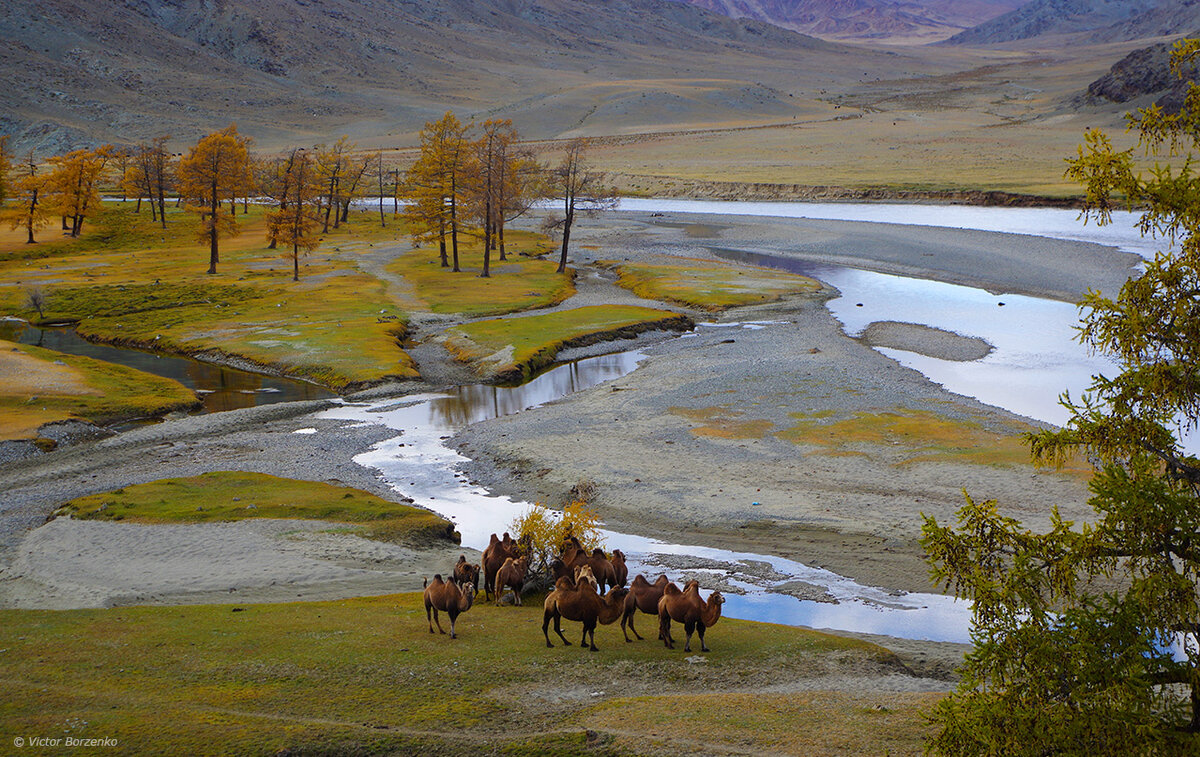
xmin=0 ymin=203 xmax=418 ymax=391
xmin=601 ymin=259 xmax=824 ymax=311
xmin=0 ymin=338 xmax=199 ymax=441
xmin=54 ymin=472 xmax=455 ymax=545
xmin=0 ymin=594 xmax=935 ymax=755
xmin=444 ymin=304 xmax=692 ymax=381
xmin=386 ymin=230 xmax=575 ymax=316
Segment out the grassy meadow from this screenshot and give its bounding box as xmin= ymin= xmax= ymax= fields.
xmin=602 ymin=259 xmax=824 ymax=311
xmin=0 ymin=592 xmax=941 ymax=755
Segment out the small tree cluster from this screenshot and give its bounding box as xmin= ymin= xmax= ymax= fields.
xmin=509 ymin=500 xmax=606 ymax=578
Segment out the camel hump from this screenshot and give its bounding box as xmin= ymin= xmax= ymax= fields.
xmin=433 ymin=574 xmax=443 ymax=583
xmin=591 ymin=547 xmax=606 ymax=558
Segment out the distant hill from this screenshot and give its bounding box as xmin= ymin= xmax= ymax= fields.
xmin=945 ymin=0 xmax=1200 ymax=46
xmin=0 ymin=0 xmax=883 ymax=154
xmin=672 ymin=0 xmax=1025 ymax=43
xmin=1081 ymin=36 xmax=1200 ymax=111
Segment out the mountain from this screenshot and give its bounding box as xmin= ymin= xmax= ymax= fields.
xmin=1 ymin=0 xmax=891 ymax=154
xmin=945 ymin=0 xmax=1200 ymax=46
xmin=1082 ymin=36 xmax=1200 ymax=111
xmin=670 ymin=0 xmax=1026 ymax=43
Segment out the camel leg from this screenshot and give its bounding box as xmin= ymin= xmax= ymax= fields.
xmin=543 ymin=609 xmax=555 ymax=647
xmin=621 ymin=608 xmax=641 ymax=642
xmin=431 ymin=607 xmax=445 ymax=635
xmin=659 ymin=614 xmax=674 ymax=649
xmin=514 ymin=586 xmax=522 ymax=607
xmin=585 ymin=619 xmax=599 ymax=652
xmin=554 ymin=614 xmax=571 ymax=646
xmin=697 ymin=623 xmax=709 ymax=653
xmin=426 ymin=601 xmax=434 ymax=634
xmin=448 ymin=612 xmax=458 ymax=640
xmin=683 ymin=620 xmax=696 ymax=653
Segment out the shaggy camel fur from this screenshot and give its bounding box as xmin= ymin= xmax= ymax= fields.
xmin=494 ymin=555 xmax=531 ymax=605
xmin=658 ymin=580 xmax=724 ymax=652
xmin=482 ymin=532 xmax=519 ymax=602
xmin=620 ymin=573 xmax=671 ymax=642
xmin=452 ymin=555 xmax=480 ymax=592
xmin=423 ymin=574 xmax=475 ymax=639
xmin=558 ymin=537 xmax=618 ymax=592
xmin=611 ymin=549 xmax=628 ymax=588
xmin=543 ymin=581 xmax=629 ymax=652
xmin=550 ymin=558 xmax=600 ymax=590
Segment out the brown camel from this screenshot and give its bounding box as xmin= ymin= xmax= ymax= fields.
xmin=543 ymin=580 xmax=629 ymax=652
xmin=423 ymin=574 xmax=475 ymax=639
xmin=494 ymin=555 xmax=531 ymax=606
xmin=620 ymin=573 xmax=671 ymax=642
xmin=658 ymin=581 xmax=724 ymax=653
xmin=452 ymin=555 xmax=480 ymax=593
xmin=482 ymin=532 xmax=519 ymax=602
xmin=557 ymin=538 xmax=618 ymax=592
xmin=611 ymin=549 xmax=628 ymax=588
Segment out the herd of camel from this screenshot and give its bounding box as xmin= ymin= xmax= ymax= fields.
xmin=422 ymin=532 xmax=725 ymax=652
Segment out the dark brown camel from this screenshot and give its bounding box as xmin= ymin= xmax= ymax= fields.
xmin=611 ymin=549 xmax=628 ymax=588
xmin=452 ymin=555 xmax=480 ymax=593
xmin=543 ymin=581 xmax=629 ymax=652
xmin=620 ymin=573 xmax=671 ymax=642
xmin=423 ymin=574 xmax=475 ymax=639
xmin=557 ymin=538 xmax=618 ymax=592
xmin=494 ymin=555 xmax=530 ymax=606
xmin=482 ymin=532 xmax=519 ymax=602
xmin=658 ymin=581 xmax=724 ymax=652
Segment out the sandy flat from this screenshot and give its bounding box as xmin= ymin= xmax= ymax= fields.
xmin=0 ymin=342 xmax=98 ymax=396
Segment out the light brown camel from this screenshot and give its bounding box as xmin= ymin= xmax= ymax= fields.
xmin=658 ymin=580 xmax=724 ymax=652
xmin=423 ymin=574 xmax=475 ymax=639
xmin=494 ymin=555 xmax=531 ymax=606
xmin=611 ymin=549 xmax=628 ymax=588
xmin=542 ymin=581 xmax=629 ymax=652
xmin=620 ymin=573 xmax=671 ymax=642
xmin=452 ymin=555 xmax=480 ymax=593
xmin=482 ymin=532 xmax=519 ymax=602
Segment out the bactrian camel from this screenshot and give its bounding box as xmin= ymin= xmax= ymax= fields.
xmin=494 ymin=555 xmax=530 ymax=606
xmin=658 ymin=580 xmax=724 ymax=653
xmin=423 ymin=574 xmax=475 ymax=639
xmin=543 ymin=580 xmax=629 ymax=652
xmin=452 ymin=555 xmax=480 ymax=593
xmin=482 ymin=532 xmax=519 ymax=602
xmin=621 ymin=573 xmax=671 ymax=642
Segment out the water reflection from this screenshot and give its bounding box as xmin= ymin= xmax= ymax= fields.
xmin=0 ymin=320 xmax=332 ymax=413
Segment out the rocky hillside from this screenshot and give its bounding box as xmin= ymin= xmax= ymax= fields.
xmin=1 ymin=0 xmax=883 ymax=154
xmin=1082 ymin=36 xmax=1199 ymax=111
xmin=945 ymin=0 xmax=1200 ymax=45
xmin=674 ymin=0 xmax=1025 ymax=43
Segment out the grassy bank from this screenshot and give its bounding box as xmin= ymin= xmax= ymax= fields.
xmin=54 ymin=472 xmax=456 ymax=545
xmin=602 ymin=259 xmax=824 ymax=311
xmin=0 ymin=204 xmax=418 ymax=392
xmin=0 ymin=594 xmax=939 ymax=755
xmin=387 ymin=231 xmax=574 ymax=317
xmin=0 ymin=338 xmax=199 ymax=442
xmin=443 ymin=305 xmax=693 ymax=381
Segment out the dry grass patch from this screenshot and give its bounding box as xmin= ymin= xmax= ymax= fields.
xmin=669 ymin=406 xmax=775 ymax=440
xmin=601 ymin=258 xmax=823 ymax=311
xmin=385 ymin=231 xmax=573 ymax=316
xmin=444 ymin=305 xmax=692 ymax=381
xmin=0 ymin=339 xmax=198 ymax=441
xmin=0 ymin=204 xmax=418 ymax=391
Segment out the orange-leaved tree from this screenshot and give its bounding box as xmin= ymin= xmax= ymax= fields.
xmin=3 ymin=150 xmax=50 ymax=244
xmin=404 ymin=111 xmax=470 ymax=271
xmin=267 ymin=147 xmax=322 ymax=281
xmin=47 ymin=145 xmax=113 ymax=237
xmin=544 ymin=138 xmax=616 ymax=274
xmin=177 ymin=125 xmax=251 ymax=274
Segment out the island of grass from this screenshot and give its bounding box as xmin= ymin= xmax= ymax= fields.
xmin=0 ymin=204 xmax=417 ymax=392
xmin=386 ymin=231 xmax=575 ymax=317
xmin=56 ymin=471 xmax=457 ymax=545
xmin=443 ymin=304 xmax=693 ymax=382
xmin=0 ymin=592 xmax=939 ymax=755
xmin=0 ymin=339 xmax=199 ymax=444
xmin=599 ymin=258 xmax=825 ymax=311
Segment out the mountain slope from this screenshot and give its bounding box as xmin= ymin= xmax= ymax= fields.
xmin=672 ymin=0 xmax=1026 ymax=43
xmin=944 ymin=0 xmax=1199 ymax=46
xmin=1 ymin=0 xmax=888 ymax=153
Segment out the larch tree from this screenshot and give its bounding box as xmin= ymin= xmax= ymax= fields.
xmin=922 ymin=39 xmax=1200 ymax=755
xmin=404 ymin=112 xmax=469 ymax=272
xmin=544 ymin=138 xmax=616 ymax=274
xmin=4 ymin=150 xmax=50 ymax=244
xmin=315 ymin=136 xmax=352 ymax=232
xmin=177 ymin=125 xmax=250 ymax=275
xmin=0 ymin=135 xmax=11 ymax=205
xmin=47 ymin=145 xmax=112 ymax=237
xmin=267 ymin=147 xmax=321 ymax=282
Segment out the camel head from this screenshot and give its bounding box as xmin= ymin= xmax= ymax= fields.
xmin=574 ymin=564 xmax=598 ymax=589
xmin=703 ymin=590 xmax=724 ymax=626
xmin=460 ymin=582 xmax=476 ymax=611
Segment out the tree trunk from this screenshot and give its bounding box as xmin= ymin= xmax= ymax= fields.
xmin=557 ymin=210 xmax=574 ymax=274
xmin=207 ymin=182 xmax=219 ymax=274
xmin=498 ymin=219 xmax=506 ymax=261
xmin=293 ymin=241 xmax=300 ymax=282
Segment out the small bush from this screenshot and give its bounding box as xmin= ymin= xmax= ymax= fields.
xmin=510 ymin=500 xmax=605 ymax=577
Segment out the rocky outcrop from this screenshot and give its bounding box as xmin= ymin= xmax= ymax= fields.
xmin=944 ymin=0 xmax=1188 ymax=46
xmin=1083 ymin=36 xmax=1200 ymax=112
